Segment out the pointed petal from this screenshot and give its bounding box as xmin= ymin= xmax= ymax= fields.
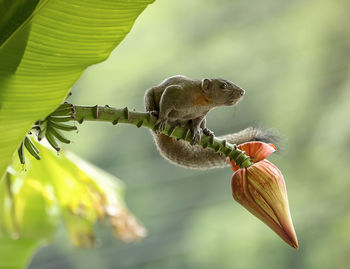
xmin=231 ymin=160 xmax=298 ymax=249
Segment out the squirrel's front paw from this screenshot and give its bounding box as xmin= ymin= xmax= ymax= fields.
xmin=202 ymin=128 xmax=214 ymax=137
xmin=155 ymin=117 xmax=167 ymax=132
xmin=191 ymin=129 xmax=202 ymax=145
xmin=149 ymin=110 xmax=159 ymax=118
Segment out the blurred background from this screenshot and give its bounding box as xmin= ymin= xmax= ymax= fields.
xmin=29 ymin=0 xmax=350 ymax=268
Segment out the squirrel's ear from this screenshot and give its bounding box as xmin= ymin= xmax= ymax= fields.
xmin=201 ymin=79 xmax=212 ymax=93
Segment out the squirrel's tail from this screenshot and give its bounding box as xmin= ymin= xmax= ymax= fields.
xmin=152 ymin=127 xmax=280 ymax=169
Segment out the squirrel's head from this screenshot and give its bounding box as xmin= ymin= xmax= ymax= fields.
xmin=201 ymin=78 xmax=245 ymax=106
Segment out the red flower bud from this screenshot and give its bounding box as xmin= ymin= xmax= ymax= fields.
xmin=229 ymin=142 xmax=298 ymax=249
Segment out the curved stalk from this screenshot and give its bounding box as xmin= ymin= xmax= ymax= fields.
xmin=49 ymin=104 xmax=252 ymax=168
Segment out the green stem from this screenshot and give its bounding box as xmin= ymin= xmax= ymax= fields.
xmin=52 ymin=104 xmax=252 ymax=168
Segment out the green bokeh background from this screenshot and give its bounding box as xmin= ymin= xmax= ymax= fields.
xmin=29 ymin=0 xmax=350 ymax=268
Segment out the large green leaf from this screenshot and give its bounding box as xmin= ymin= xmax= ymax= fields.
xmin=0 ymin=0 xmax=155 ymax=179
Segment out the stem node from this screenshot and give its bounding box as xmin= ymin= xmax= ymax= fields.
xmin=123 ymin=107 xmax=129 ymax=119
xmin=93 ymin=105 xmax=99 ymax=119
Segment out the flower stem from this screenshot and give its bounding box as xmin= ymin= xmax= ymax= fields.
xmin=54 ymin=104 xmax=252 ymax=168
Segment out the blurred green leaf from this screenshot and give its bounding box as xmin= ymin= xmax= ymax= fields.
xmin=0 ymin=238 xmax=38 ymax=269
xmin=0 ymin=0 xmax=155 ymax=179
xmin=0 ymin=141 xmax=146 ymax=268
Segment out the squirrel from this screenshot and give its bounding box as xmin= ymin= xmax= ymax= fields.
xmin=144 ymin=75 xmax=278 ymax=169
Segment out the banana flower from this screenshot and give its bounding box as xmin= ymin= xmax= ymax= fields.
xmin=228 ymin=142 xmax=298 ymax=249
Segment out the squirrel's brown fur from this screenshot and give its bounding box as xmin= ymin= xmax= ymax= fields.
xmin=144 ymin=75 xmax=278 ymax=169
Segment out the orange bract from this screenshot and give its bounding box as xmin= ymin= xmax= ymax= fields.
xmin=228 ymin=141 xmax=276 ymax=172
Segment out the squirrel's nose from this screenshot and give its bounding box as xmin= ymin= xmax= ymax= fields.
xmin=238 ymin=88 xmax=245 ymax=96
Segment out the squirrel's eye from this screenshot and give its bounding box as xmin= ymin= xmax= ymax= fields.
xmin=221 ymin=83 xmax=227 ymax=89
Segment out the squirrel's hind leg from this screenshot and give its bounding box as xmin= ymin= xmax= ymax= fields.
xmin=144 ymin=88 xmax=158 ymax=112
xmin=156 ymin=85 xmax=182 ymax=132
xmin=144 ymin=88 xmax=161 ymax=120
